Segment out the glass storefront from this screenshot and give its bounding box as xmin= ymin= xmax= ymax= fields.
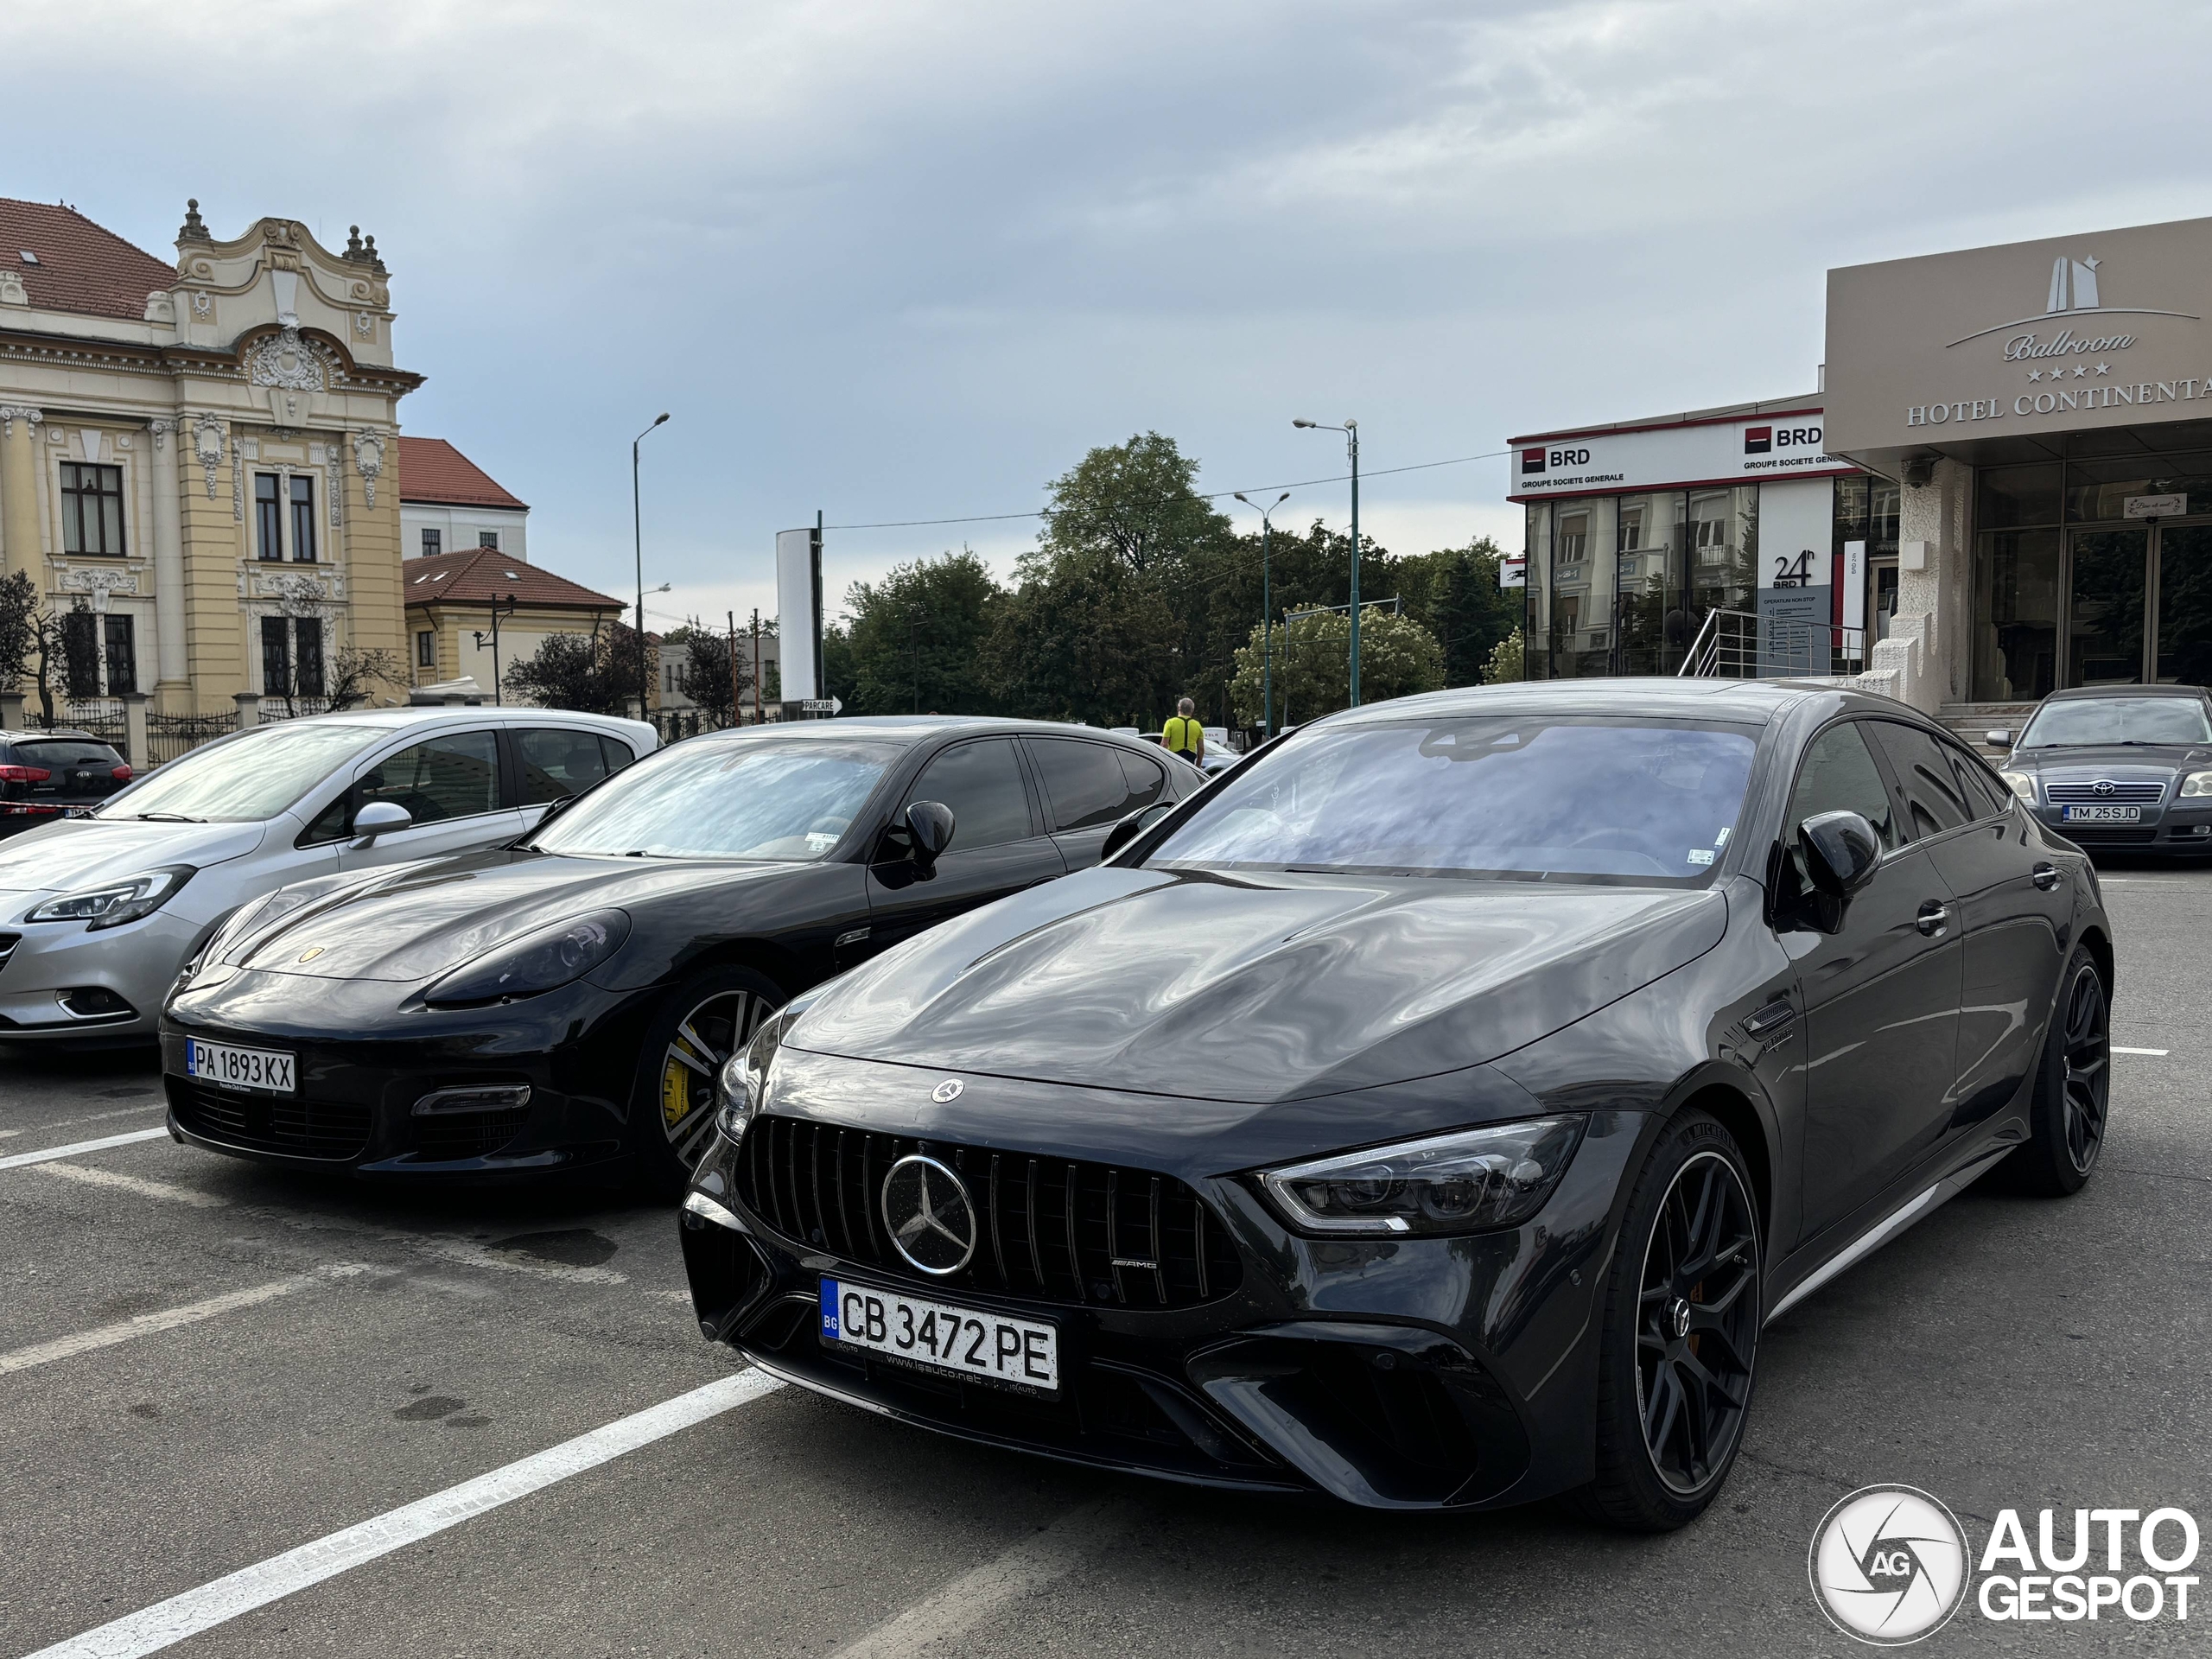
xmin=1971 ymin=450 xmax=2212 ymax=695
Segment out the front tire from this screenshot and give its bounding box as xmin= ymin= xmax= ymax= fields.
xmin=630 ymin=964 xmax=783 ymax=1196
xmin=1574 ymin=1109 xmax=1761 ymax=1532
xmin=2007 ymin=945 xmax=2109 ymax=1197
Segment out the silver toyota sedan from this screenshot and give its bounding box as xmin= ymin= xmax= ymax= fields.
xmin=0 ymin=705 xmax=654 ymax=1045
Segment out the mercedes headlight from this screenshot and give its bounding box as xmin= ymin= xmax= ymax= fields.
xmin=1258 ymin=1116 xmax=1586 ymax=1236
xmin=421 ymin=909 xmax=630 ymax=1007
xmin=2181 ymin=770 xmax=2212 ymax=798
xmin=26 ymin=865 xmax=194 ymax=931
xmin=1996 ymin=770 xmax=2037 ymax=802
xmin=715 ymin=1004 xmax=802 ymax=1144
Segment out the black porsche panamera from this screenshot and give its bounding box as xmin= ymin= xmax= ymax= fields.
xmin=156 ymin=717 xmax=1198 ymax=1187
xmin=680 ymin=680 xmax=2114 ymax=1528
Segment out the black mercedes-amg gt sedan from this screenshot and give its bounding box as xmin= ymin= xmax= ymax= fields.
xmin=157 ymin=718 xmax=1198 ymax=1188
xmin=680 ymin=680 xmax=2113 ymax=1528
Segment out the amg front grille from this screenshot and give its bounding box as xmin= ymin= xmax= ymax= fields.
xmin=735 ymin=1115 xmax=1242 ymax=1310
xmin=2047 ymin=780 xmax=2165 ymax=803
xmin=168 ymin=1078 xmax=371 ymax=1160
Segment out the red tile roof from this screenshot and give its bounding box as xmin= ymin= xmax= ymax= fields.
xmin=404 ymin=546 xmax=623 ymax=613
xmin=397 ymin=436 xmax=529 ymax=511
xmin=0 ymin=199 xmax=177 ymax=322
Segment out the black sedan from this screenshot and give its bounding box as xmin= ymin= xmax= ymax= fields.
xmin=681 ymin=681 xmax=2112 ymax=1527
xmin=159 ymin=718 xmax=1195 ymax=1188
xmin=1990 ymin=683 xmax=2212 ymax=855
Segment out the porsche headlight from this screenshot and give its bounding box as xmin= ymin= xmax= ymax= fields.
xmin=715 ymin=1002 xmax=801 ymax=1144
xmin=1996 ymin=770 xmax=2037 ymax=802
xmin=420 ymin=909 xmax=631 ymax=1007
xmin=207 ymin=885 xmax=321 ymax=967
xmin=26 ymin=865 xmax=194 ymax=931
xmin=1258 ymin=1116 xmax=1586 ymax=1237
xmin=2181 ymin=770 xmax=2212 ymax=798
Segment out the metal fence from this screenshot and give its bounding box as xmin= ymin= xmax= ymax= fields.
xmin=258 ymin=696 xmax=334 ymax=724
xmin=145 ymin=709 xmax=238 ymax=769
xmin=16 ymin=698 xmax=132 ymax=761
xmin=1677 ymin=609 xmax=1867 ymax=680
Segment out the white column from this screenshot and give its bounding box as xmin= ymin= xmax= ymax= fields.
xmin=148 ymin=419 xmax=188 ymax=693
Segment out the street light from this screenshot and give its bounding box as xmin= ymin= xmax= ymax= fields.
xmin=471 ymin=592 xmax=518 ymax=704
xmin=632 ymin=412 xmax=671 ymax=721
xmin=1234 ymin=489 xmax=1291 ymax=738
xmin=1293 ymin=418 xmax=1360 ymax=706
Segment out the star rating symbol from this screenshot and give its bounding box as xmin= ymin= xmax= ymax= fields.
xmin=2095 ymin=362 xmax=2110 ymax=375
xmin=2027 ymin=369 xmax=2042 ymax=382
xmin=2072 ymin=365 xmax=2088 ymax=378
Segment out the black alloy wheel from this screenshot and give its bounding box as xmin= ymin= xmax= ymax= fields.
xmin=2010 ymin=945 xmax=2110 ymax=1197
xmin=632 ymin=963 xmax=783 ymax=1193
xmin=1575 ymin=1109 xmax=1761 ymax=1531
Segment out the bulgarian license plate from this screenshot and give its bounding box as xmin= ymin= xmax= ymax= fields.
xmin=2063 ymin=804 xmax=2141 ymax=823
xmin=820 ymin=1278 xmax=1058 ymax=1392
xmin=184 ymin=1038 xmax=296 ymax=1095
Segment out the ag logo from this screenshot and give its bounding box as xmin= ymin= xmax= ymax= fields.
xmin=1809 ymin=1485 xmax=1969 ymax=1645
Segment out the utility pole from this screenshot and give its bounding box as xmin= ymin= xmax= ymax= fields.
xmin=750 ymin=608 xmax=763 ymax=725
xmin=1235 ymin=490 xmax=1291 ymax=738
xmin=1294 ymin=418 xmax=1361 ymax=706
xmin=471 ymin=593 xmax=518 ymax=704
xmin=727 ymin=610 xmax=740 ymax=729
xmin=632 ymin=411 xmax=670 ymax=721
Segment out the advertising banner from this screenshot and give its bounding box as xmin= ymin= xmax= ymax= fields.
xmin=1510 ymin=410 xmax=1852 ymax=501
xmin=1756 ymin=479 xmax=1834 ymax=675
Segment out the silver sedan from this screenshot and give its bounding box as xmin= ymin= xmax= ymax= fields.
xmin=0 ymin=705 xmax=654 ymax=1045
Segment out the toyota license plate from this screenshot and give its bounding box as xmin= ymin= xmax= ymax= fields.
xmin=184 ymin=1038 xmax=296 ymax=1096
xmin=2063 ymin=804 xmax=2141 ymax=823
xmin=821 ymin=1278 xmax=1058 ymax=1392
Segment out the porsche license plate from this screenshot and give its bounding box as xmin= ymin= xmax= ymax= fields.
xmin=820 ymin=1278 xmax=1058 ymax=1392
xmin=2063 ymin=804 xmax=2140 ymax=823
xmin=184 ymin=1038 xmax=296 ymax=1095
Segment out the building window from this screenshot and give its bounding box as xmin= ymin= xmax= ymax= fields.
xmin=255 ymin=474 xmax=283 ymax=562
xmin=1556 ymin=512 xmax=1589 ymax=563
xmin=60 ymin=462 xmax=126 ymax=556
xmin=261 ymin=615 xmax=290 ymax=694
xmin=294 ymin=617 xmax=325 ymax=696
xmin=261 ymin=616 xmax=323 ymax=698
xmin=421 ymin=528 xmax=442 ymax=557
xmin=61 ymin=609 xmax=99 ymax=698
xmin=289 ymin=476 xmax=317 ymax=563
xmin=102 ymin=614 xmax=136 ymax=695
xmin=478 ymin=531 xmax=500 ymax=550
xmin=416 ymin=630 xmax=436 ymax=670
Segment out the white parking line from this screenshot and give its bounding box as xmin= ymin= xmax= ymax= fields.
xmin=0 ymin=1128 xmax=168 ymax=1173
xmin=22 ymin=1369 xmax=783 ymax=1659
xmin=36 ymin=1162 xmax=228 ymax=1208
xmin=829 ymin=1498 xmax=1141 ymax=1659
xmin=2113 ymin=1046 xmax=2171 ymax=1056
xmin=0 ymin=1264 xmax=391 ymax=1379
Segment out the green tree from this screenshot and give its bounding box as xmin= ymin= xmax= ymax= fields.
xmin=1387 ymin=537 xmax=1522 ymax=687
xmin=1228 ymin=605 xmax=1445 ymax=728
xmin=841 ymin=550 xmax=1005 ymax=715
xmin=985 ymin=548 xmax=1179 ymax=726
xmin=1481 ymin=626 xmax=1525 ymax=684
xmin=505 ymin=621 xmax=655 ymax=715
xmin=664 ymin=618 xmax=751 ymax=727
xmin=1039 ymin=432 xmax=1232 ymax=576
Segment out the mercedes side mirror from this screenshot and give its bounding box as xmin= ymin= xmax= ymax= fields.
xmin=1985 ymin=728 xmax=2013 ymax=750
xmin=349 ymin=799 xmax=413 ymax=849
xmin=904 ymin=800 xmax=955 ymax=873
xmin=1100 ymin=802 xmax=1177 ymax=863
xmin=1798 ymin=810 xmax=1881 ymax=898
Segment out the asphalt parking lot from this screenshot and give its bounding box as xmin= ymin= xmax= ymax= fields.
xmin=1 ymin=863 xmax=2207 ymax=1659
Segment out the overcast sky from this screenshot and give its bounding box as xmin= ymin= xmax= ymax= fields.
xmin=10 ymin=0 xmax=2212 ymax=636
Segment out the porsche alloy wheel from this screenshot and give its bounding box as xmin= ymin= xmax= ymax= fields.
xmin=639 ymin=965 xmax=785 ymax=1186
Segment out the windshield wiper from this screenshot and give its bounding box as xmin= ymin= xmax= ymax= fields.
xmin=129 ymin=811 xmax=205 ymax=823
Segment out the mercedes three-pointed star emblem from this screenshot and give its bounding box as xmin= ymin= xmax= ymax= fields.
xmin=880 ymin=1154 xmax=978 ymax=1275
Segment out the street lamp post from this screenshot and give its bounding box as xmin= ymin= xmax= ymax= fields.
xmin=632 ymin=412 xmax=671 ymax=721
xmin=1234 ymin=490 xmax=1291 ymax=738
xmin=1293 ymin=418 xmax=1360 ymax=706
xmin=472 ymin=593 xmax=518 ymax=704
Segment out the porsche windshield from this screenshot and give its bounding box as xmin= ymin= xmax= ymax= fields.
xmin=527 ymin=737 xmax=902 ymax=860
xmin=1148 ymin=716 xmax=1758 ymax=882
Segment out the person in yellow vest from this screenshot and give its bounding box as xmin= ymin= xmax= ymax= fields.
xmin=1163 ymin=698 xmax=1205 ymax=767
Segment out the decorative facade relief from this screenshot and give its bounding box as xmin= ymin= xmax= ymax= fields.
xmin=352 ymin=429 xmax=385 ymax=507
xmin=232 ymin=451 xmax=244 ymax=523
xmin=324 ymin=442 xmax=344 ymax=527
xmin=149 ymin=419 xmax=174 ymax=450
xmin=242 ymin=566 xmax=344 ymax=604
xmin=245 ymin=327 xmax=328 ymax=392
xmin=0 ymin=405 xmax=43 ymax=439
xmin=57 ymin=567 xmax=142 ymax=610
xmin=190 ymin=416 xmax=225 ymax=499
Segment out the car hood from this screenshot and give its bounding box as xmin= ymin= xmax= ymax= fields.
xmin=2016 ymin=743 xmax=2209 ymax=773
xmin=237 ymin=849 xmax=803 ymax=983
xmin=0 ymin=817 xmax=267 ymax=900
xmin=791 ymin=866 xmax=1729 ymax=1103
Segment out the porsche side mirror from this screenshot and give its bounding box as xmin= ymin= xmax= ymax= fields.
xmin=1985 ymin=728 xmax=2013 ymax=750
xmin=349 ymin=799 xmax=413 ymax=849
xmin=1100 ymin=802 xmax=1177 ymax=863
xmin=1798 ymin=810 xmax=1881 ymax=898
xmin=905 ymin=800 xmax=955 ymax=872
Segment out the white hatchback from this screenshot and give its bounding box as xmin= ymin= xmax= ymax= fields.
xmin=0 ymin=706 xmax=654 ymax=1044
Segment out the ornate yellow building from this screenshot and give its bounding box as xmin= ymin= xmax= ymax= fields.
xmin=0 ymin=197 xmax=421 ymax=734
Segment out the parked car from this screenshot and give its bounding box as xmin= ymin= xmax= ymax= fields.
xmin=158 ymin=718 xmax=1198 ymax=1186
xmin=681 ymin=679 xmax=2110 ymax=1526
xmin=1989 ymin=683 xmax=2212 ymax=855
xmin=0 ymin=730 xmax=134 ymax=839
xmin=0 ymin=707 xmax=652 ymax=1045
